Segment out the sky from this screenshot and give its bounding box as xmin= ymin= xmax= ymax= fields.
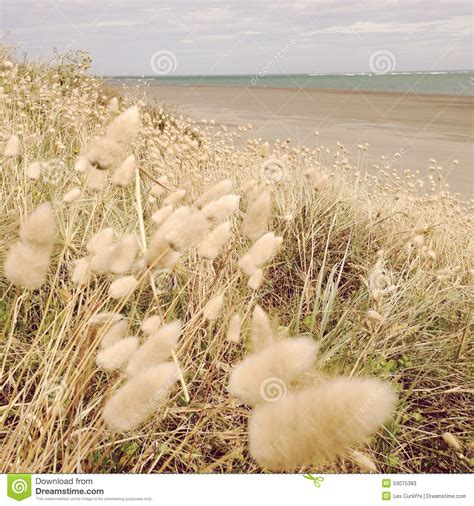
xmin=1 ymin=0 xmax=472 ymax=75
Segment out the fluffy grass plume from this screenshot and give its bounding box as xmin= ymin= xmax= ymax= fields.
xmin=89 ymin=312 xmax=124 ymax=327
xmin=71 ymin=257 xmax=91 ymax=286
xmin=203 ymin=294 xmax=225 ymax=321
xmin=106 ymin=105 xmax=140 ymax=146
xmin=164 ymin=211 xmax=209 ymax=251
xmin=125 ymin=320 xmax=182 ymax=377
xmin=151 ymin=205 xmax=174 ymax=226
xmin=198 ymin=221 xmax=232 ymax=260
xmin=239 ymin=232 xmax=283 ymax=276
xmin=226 ymin=313 xmax=242 ymax=343
xmin=195 ymin=179 xmax=233 ymax=208
xmin=108 ymin=275 xmax=139 ymax=299
xmin=4 ymin=242 xmax=53 ymax=289
xmin=62 ymin=187 xmax=82 ymax=203
xmin=87 ymin=228 xmax=115 ymax=254
xmin=108 ymin=234 xmax=138 ymax=274
xmin=248 ymin=378 xmax=397 ymax=471
xmin=140 ymin=315 xmax=163 ymax=335
xmin=250 ymin=305 xmax=274 ymax=351
xmin=96 ymin=336 xmax=139 ymax=371
xmin=201 ymin=194 xmax=240 ymax=222
xmin=102 ymin=362 xmax=178 ymax=432
xmin=100 ymin=319 xmax=128 ymax=348
xmin=4 ymin=134 xmax=19 ymax=157
xmin=163 ymin=189 xmax=186 ymax=206
xmin=112 ymin=154 xmax=136 ymax=187
xmin=19 ymin=202 xmax=56 ymax=246
xmin=228 ymin=336 xmax=318 ymax=407
xmin=242 ymin=187 xmax=272 ymax=240
xmin=4 ymin=203 xmax=56 ymax=289
xmin=26 ymin=161 xmax=41 ymax=180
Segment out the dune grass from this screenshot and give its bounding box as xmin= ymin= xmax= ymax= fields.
xmin=0 ymin=46 xmax=472 ymax=473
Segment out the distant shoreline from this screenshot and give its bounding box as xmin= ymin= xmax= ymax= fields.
xmin=106 ymin=71 xmax=474 ymax=97
xmin=119 ymin=83 xmax=473 ymax=196
xmin=109 ymin=81 xmax=473 ymax=100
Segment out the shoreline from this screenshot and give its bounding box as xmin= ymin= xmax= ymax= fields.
xmin=120 ymin=84 xmax=473 ymax=196
xmin=110 ymin=80 xmax=473 ymax=100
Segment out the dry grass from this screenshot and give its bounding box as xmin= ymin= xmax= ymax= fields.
xmin=0 ymin=46 xmax=473 ymax=474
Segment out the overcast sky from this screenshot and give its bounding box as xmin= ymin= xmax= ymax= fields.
xmin=1 ymin=0 xmax=472 ymax=75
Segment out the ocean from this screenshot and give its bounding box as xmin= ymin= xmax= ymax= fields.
xmin=107 ymin=71 xmax=474 ymax=96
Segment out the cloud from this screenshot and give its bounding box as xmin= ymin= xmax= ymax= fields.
xmin=303 ymin=16 xmax=472 ymax=36
xmin=2 ymin=0 xmax=472 ymax=74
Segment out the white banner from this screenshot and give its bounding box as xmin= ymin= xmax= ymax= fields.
xmin=1 ymin=473 xmax=471 ymax=505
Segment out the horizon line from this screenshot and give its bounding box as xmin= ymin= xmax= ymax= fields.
xmin=100 ymin=69 xmax=473 ymax=78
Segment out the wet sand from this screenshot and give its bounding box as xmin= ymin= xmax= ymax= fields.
xmin=128 ymin=85 xmax=473 ymax=195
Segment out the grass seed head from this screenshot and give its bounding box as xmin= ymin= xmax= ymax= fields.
xmin=71 ymin=257 xmax=91 ymax=286
xmin=62 ymin=187 xmax=82 ymax=203
xmin=203 ymin=294 xmax=225 ymax=321
xmin=100 ymin=319 xmax=128 ymax=349
xmin=248 ymin=268 xmax=264 ymax=290
xmin=96 ymin=336 xmax=139 ymax=371
xmin=226 ymin=313 xmax=243 ymax=343
xmin=26 ymin=161 xmax=42 ymax=180
xmin=20 ymin=202 xmax=56 ymax=247
xmin=4 ymin=134 xmax=19 ymax=157
xmin=239 ymin=232 xmax=283 ymax=276
xmin=125 ymin=320 xmax=182 ymax=377
xmin=102 ymin=362 xmax=178 ymax=432
xmin=228 ymin=336 xmax=318 ymax=407
xmin=248 ymin=378 xmax=397 ymax=471
xmin=140 ymin=315 xmax=164 ymax=335
xmin=87 ymin=228 xmax=115 ymax=255
xmin=106 ymin=105 xmax=140 ymax=146
xmin=195 ymin=179 xmax=233 ymax=208
xmin=112 ymin=154 xmax=135 ymax=187
xmin=151 ymin=205 xmax=174 ymax=226
xmin=242 ymin=187 xmax=272 ymax=240
xmin=108 ymin=234 xmax=139 ymax=274
xmin=4 ymin=242 xmax=51 ymax=289
xmin=108 ymin=275 xmax=139 ymax=299
xmin=201 ymin=194 xmax=240 ymax=222
xmin=197 ymin=221 xmax=232 ymax=260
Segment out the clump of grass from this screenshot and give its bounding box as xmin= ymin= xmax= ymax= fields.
xmin=0 ymin=45 xmax=472 ymax=474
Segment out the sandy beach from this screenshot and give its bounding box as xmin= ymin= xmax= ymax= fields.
xmin=131 ymin=85 xmax=473 ymax=196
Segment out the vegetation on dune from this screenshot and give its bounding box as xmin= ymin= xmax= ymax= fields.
xmin=0 ymin=46 xmax=473 ymax=473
